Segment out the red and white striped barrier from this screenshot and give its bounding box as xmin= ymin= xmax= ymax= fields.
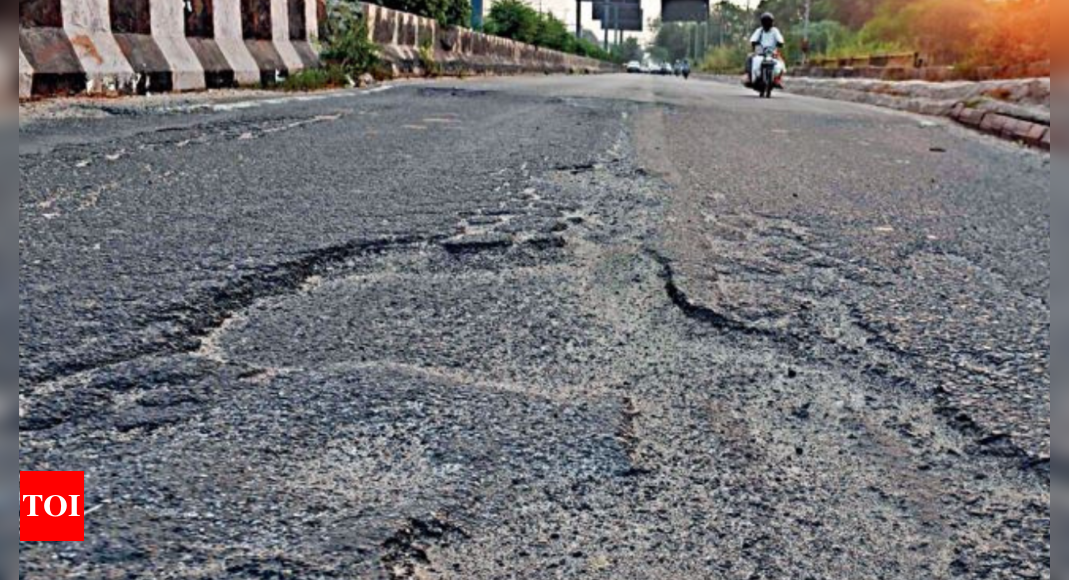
xmin=19 ymin=0 xmax=320 ymax=98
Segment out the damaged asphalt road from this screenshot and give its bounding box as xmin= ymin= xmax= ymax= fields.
xmin=19 ymin=76 xmax=1049 ymax=579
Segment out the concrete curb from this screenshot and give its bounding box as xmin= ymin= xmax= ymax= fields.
xmin=18 ymin=0 xmax=321 ymax=99
xmin=786 ymin=77 xmax=1050 ymax=151
xmin=795 ymin=61 xmax=1050 ymax=83
xmin=962 ymin=107 xmax=1049 ymax=150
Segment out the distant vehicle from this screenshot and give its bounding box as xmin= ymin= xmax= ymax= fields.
xmin=674 ymin=60 xmax=691 ymax=79
xmin=660 ymin=63 xmax=674 ymax=76
xmin=626 ymin=61 xmax=643 ymax=74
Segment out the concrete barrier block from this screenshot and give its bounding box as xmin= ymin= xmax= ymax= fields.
xmin=305 ymin=0 xmax=320 ymax=43
xmin=215 ymin=0 xmax=262 ymax=85
xmin=292 ymin=42 xmax=319 ymax=68
xmin=66 ymin=32 xmax=136 ymax=94
xmin=399 ymin=14 xmax=416 ymax=47
xmin=19 ymin=48 xmax=34 ymax=100
xmin=439 ymin=26 xmax=459 ymax=52
xmin=271 ymin=0 xmax=306 ymax=71
xmin=156 ymin=35 xmax=207 ymax=91
xmin=287 ymin=0 xmax=307 ymax=40
xmin=19 ymin=27 xmax=87 ymax=97
xmin=370 ymin=5 xmax=397 ymax=45
xmin=415 ymin=16 xmax=433 ymax=48
xmin=149 ymin=0 xmax=205 ymax=91
xmin=245 ymin=39 xmax=288 ymax=82
xmin=188 ymin=38 xmax=238 ymax=88
xmin=113 ymin=33 xmax=174 ymax=93
xmin=63 ymin=0 xmax=136 ymax=94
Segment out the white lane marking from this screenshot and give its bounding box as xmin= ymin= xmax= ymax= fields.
xmin=190 ymin=85 xmax=396 ymax=113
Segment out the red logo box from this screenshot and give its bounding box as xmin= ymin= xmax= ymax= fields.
xmin=20 ymin=472 xmax=85 ymax=542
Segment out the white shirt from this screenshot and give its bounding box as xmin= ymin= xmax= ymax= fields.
xmin=751 ymin=27 xmax=785 ymax=50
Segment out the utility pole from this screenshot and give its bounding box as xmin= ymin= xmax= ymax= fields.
xmin=603 ymin=3 xmax=610 ymax=52
xmin=472 ymin=0 xmax=483 ymax=29
xmin=576 ymin=0 xmax=582 ymax=37
xmin=803 ymin=0 xmax=812 ymax=64
xmin=615 ymin=4 xmax=624 ymax=49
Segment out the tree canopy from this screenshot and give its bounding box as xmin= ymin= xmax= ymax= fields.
xmin=756 ymin=0 xmax=1050 ymax=65
xmin=484 ymin=0 xmax=614 ymax=60
xmin=378 ymin=0 xmax=472 ymax=27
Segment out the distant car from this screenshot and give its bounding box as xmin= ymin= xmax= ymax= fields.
xmin=660 ymin=63 xmax=674 ymax=76
xmin=626 ymin=61 xmax=643 ymax=74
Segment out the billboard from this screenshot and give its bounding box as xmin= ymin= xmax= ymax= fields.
xmin=599 ymin=13 xmax=643 ymax=31
xmin=593 ymin=1 xmax=643 ymax=31
xmin=661 ymin=0 xmax=709 ymax=22
xmin=592 ymin=0 xmax=640 ymax=19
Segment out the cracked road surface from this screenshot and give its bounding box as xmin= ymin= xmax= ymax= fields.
xmin=19 ymin=75 xmax=1049 ymax=579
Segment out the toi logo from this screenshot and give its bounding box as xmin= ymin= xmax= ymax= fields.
xmin=20 ymin=472 xmax=85 ymax=542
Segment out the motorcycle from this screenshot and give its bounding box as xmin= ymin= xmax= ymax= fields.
xmin=752 ymin=47 xmax=781 ymax=98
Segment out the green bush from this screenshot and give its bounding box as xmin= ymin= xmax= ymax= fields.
xmin=321 ymin=2 xmax=381 ymax=77
xmin=484 ymin=0 xmax=540 ymax=44
xmin=418 ymin=39 xmax=443 ymax=77
xmin=699 ymin=45 xmax=748 ymax=73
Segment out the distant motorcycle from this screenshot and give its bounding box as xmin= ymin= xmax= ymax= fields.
xmin=752 ymin=47 xmax=780 ymax=98
xmin=675 ymin=61 xmax=691 ymax=80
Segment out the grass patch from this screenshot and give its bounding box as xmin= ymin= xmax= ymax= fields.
xmin=418 ymin=40 xmax=442 ymax=78
xmin=281 ymin=66 xmax=351 ymax=92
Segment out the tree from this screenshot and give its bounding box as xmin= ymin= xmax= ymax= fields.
xmin=803 ymin=19 xmax=852 ymax=55
xmin=710 ymin=1 xmax=753 ymax=48
xmin=376 ymin=0 xmax=472 ymax=27
xmin=649 ymin=19 xmax=688 ymax=61
xmin=484 ymin=0 xmax=540 ymax=44
xmin=828 ymin=0 xmax=884 ymax=29
xmin=484 ymin=1 xmax=613 ymax=61
xmin=611 ymin=37 xmax=644 ymax=62
xmin=535 ymin=13 xmax=575 ymax=52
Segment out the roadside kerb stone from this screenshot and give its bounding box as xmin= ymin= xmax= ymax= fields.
xmin=784 ymin=76 xmax=1049 ymax=150
xmin=955 ymin=107 xmax=987 ymax=128
xmin=980 ymin=113 xmax=1009 ymax=136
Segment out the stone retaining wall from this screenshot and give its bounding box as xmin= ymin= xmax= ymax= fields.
xmin=19 ymin=0 xmax=321 ymax=98
xmin=360 ymin=4 xmax=616 ymax=78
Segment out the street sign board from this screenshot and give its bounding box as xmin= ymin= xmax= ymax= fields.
xmin=593 ymin=1 xmax=643 ymax=31
xmin=661 ymin=0 xmax=708 ymax=22
xmin=592 ymin=0 xmax=640 ymax=20
xmin=600 ymin=14 xmax=643 ymax=31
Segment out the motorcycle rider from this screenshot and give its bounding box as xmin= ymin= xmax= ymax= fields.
xmin=746 ymin=13 xmax=786 ymax=88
